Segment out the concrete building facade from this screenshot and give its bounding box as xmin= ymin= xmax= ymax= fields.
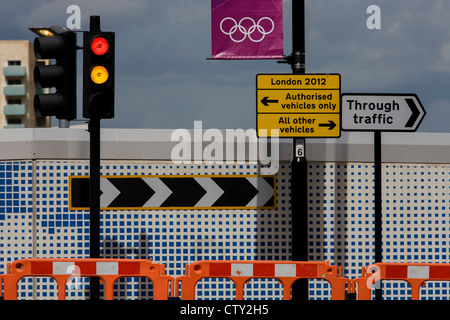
xmin=0 ymin=40 xmax=50 ymax=129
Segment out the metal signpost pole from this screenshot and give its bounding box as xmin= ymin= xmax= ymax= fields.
xmin=374 ymin=130 xmax=382 ymax=300
xmin=290 ymin=0 xmax=308 ymax=300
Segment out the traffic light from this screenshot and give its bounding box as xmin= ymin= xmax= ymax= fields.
xmin=33 ymin=27 xmax=77 ymax=120
xmin=83 ymin=31 xmax=114 ymax=119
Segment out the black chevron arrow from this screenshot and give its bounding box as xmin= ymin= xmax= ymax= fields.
xmin=210 ymin=177 xmax=259 ymax=207
xmin=261 ymin=97 xmax=279 ymax=106
xmin=159 ymin=178 xmax=206 ymax=207
xmin=107 ymin=177 xmax=155 ymax=207
xmin=319 ymin=120 xmax=336 ymax=130
xmin=405 ymin=98 xmax=420 ymax=128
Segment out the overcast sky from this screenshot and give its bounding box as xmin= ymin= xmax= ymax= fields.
xmin=1 ymin=0 xmax=450 ymax=132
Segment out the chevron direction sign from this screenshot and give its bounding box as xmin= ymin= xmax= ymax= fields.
xmin=341 ymin=93 xmax=426 ymax=132
xmin=69 ymin=175 xmax=276 ymax=210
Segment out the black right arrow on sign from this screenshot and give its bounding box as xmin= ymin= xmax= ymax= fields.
xmin=404 ymin=98 xmax=421 ymax=128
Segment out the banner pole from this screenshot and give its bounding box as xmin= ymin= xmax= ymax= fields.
xmin=290 ymin=0 xmax=308 ymax=301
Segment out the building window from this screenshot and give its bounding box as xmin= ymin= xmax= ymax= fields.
xmin=7 ymin=118 xmax=22 ymax=125
xmin=6 ymin=60 xmax=21 ymax=66
xmin=7 ymin=99 xmax=22 ymax=105
xmin=6 ymin=79 xmax=22 ymax=85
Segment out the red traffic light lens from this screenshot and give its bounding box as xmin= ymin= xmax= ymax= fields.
xmin=91 ymin=37 xmax=109 ymax=55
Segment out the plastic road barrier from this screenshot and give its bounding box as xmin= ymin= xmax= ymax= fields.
xmin=1 ymin=258 xmax=173 ymax=300
xmin=352 ymin=262 xmax=450 ymax=300
xmin=175 ymin=260 xmax=350 ymax=300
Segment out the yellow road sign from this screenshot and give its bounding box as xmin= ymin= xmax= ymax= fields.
xmin=257 ymin=89 xmax=340 ymax=113
xmin=257 ymin=113 xmax=340 ymax=138
xmin=257 ymin=74 xmax=340 ymax=90
xmin=256 ymin=74 xmax=341 ymax=138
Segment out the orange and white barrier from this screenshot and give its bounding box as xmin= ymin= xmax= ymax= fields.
xmin=175 ymin=260 xmax=350 ymax=300
xmin=0 ymin=273 xmax=4 ymax=299
xmin=352 ymin=262 xmax=450 ymax=300
xmin=1 ymin=258 xmax=173 ymax=300
xmin=5 ymin=259 xmax=450 ymax=300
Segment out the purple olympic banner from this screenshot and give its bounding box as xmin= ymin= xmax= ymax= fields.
xmin=211 ymin=0 xmax=284 ymax=59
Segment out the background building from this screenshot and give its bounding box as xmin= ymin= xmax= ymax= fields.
xmin=0 ymin=40 xmax=50 ymax=129
xmin=0 ymin=128 xmax=450 ymax=300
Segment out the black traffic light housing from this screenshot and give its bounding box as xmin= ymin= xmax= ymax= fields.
xmin=33 ymin=25 xmax=77 ymax=120
xmin=83 ymin=31 xmax=115 ymax=119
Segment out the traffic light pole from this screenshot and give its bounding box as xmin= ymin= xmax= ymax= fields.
xmin=32 ymin=14 xmax=113 ymax=300
xmin=88 ymin=15 xmax=102 ymax=301
xmin=290 ymin=0 xmax=308 ymax=301
xmin=89 ymin=117 xmax=101 ymax=300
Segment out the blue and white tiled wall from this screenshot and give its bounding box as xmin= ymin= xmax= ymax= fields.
xmin=1 ymin=159 xmax=450 ymax=300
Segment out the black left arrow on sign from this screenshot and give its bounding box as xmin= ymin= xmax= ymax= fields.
xmin=261 ymin=97 xmax=279 ymax=106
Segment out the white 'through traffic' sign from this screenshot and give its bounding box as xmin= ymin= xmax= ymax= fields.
xmin=341 ymin=93 xmax=426 ymax=131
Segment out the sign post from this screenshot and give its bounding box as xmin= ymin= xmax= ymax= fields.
xmin=260 ymin=0 xmax=340 ymax=300
xmin=374 ymin=130 xmax=382 ymax=300
xmin=289 ymin=0 xmax=307 ymax=301
xmin=342 ymin=93 xmax=426 ymax=300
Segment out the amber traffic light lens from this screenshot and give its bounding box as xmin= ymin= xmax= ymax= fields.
xmin=90 ymin=66 xmax=109 ymax=84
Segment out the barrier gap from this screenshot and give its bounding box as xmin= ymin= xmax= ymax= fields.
xmin=195 ymin=278 xmax=236 ymax=300
xmin=382 ymin=280 xmax=412 ymax=300
xmin=244 ymin=278 xmax=283 ymax=300
xmin=419 ymin=280 xmax=450 ymax=300
xmin=306 ymin=279 xmax=332 ymax=300
xmin=17 ymin=276 xmax=58 ymax=300
xmin=112 ymin=277 xmax=154 ymax=300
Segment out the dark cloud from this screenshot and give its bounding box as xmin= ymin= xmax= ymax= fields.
xmin=2 ymin=0 xmax=450 ymax=131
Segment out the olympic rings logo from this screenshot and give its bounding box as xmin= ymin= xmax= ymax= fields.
xmin=220 ymin=17 xmax=275 ymax=43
